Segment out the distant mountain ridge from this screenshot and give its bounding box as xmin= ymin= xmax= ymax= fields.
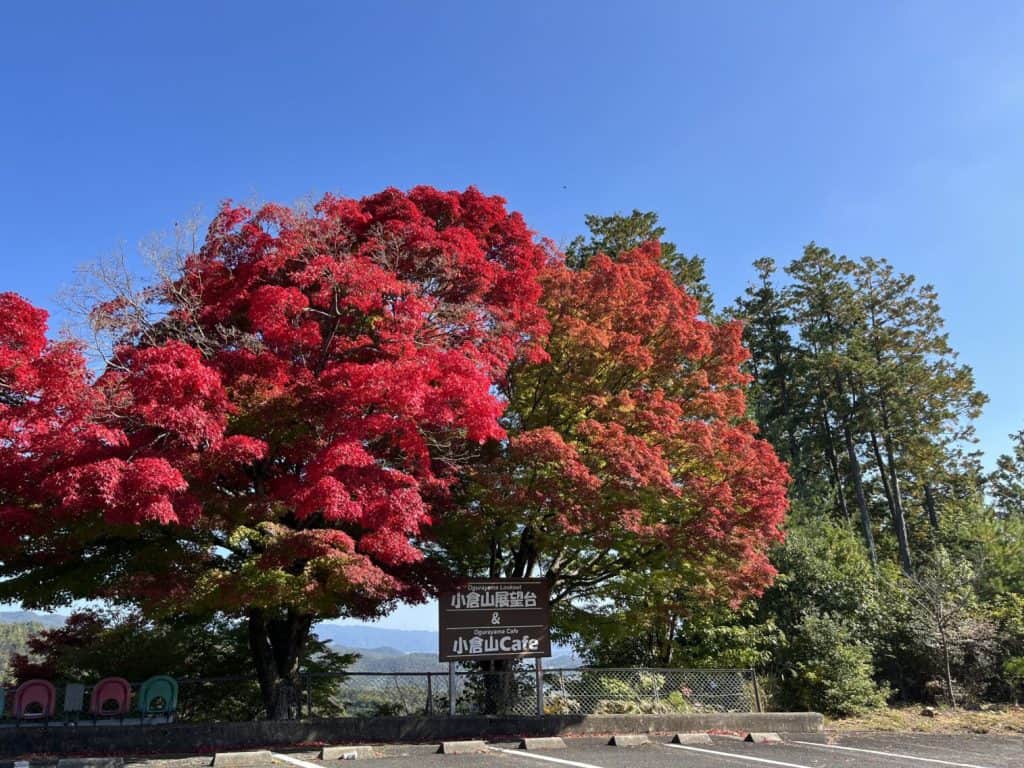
xmin=314 ymin=624 xmax=438 ymax=653
xmin=0 ymin=614 xmax=578 ymax=665
xmin=0 ymin=611 xmax=65 ymax=628
xmin=317 ymin=624 xmax=579 ymax=665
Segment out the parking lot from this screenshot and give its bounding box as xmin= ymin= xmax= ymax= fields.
xmin=104 ymin=732 xmax=1023 ymax=768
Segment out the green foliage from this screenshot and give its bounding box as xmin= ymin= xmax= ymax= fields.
xmin=892 ymin=548 xmax=999 ymax=707
xmin=0 ymin=621 xmax=43 ymax=683
xmin=664 ymin=690 xmax=693 ymax=713
xmin=735 ymin=244 xmax=986 ymax=574
xmin=779 ymin=613 xmax=890 ymax=716
xmin=753 ymin=515 xmax=893 ymax=715
xmin=670 ymin=607 xmax=781 ymax=671
xmin=1004 ymin=657 xmax=1024 ymax=703
xmin=583 ymin=673 xmax=694 ymax=715
xmin=935 ymin=498 xmax=1024 ymax=599
xmin=990 ymin=430 xmax=1024 ymax=518
xmin=565 ymin=209 xmax=714 ymax=314
xmin=9 ymin=610 xmax=356 ymax=721
xmin=762 ymin=513 xmax=886 ymax=635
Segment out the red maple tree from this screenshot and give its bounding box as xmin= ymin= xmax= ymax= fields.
xmin=0 ymin=187 xmax=550 ymax=717
xmin=1 ymin=190 xmax=789 ymax=717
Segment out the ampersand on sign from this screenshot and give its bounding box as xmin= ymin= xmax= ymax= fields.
xmin=491 ymin=612 xmax=501 ymax=625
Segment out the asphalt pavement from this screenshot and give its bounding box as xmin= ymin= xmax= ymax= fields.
xmin=112 ymin=732 xmax=1023 ymax=768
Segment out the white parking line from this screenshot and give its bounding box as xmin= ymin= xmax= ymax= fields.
xmin=664 ymin=743 xmax=816 ymax=768
xmin=791 ymin=741 xmax=999 ymax=768
xmin=489 ymin=746 xmax=609 ymax=768
xmin=272 ymin=753 xmax=323 ymax=768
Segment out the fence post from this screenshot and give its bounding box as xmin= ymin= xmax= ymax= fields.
xmin=426 ymin=673 xmax=433 ymax=715
xmin=535 ymin=657 xmax=544 ymax=716
xmin=750 ymin=669 xmax=763 ymax=712
xmin=448 ymin=662 xmax=456 ymax=716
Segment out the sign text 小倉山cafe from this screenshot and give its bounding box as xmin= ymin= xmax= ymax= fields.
xmin=438 ymin=579 xmax=551 ymax=661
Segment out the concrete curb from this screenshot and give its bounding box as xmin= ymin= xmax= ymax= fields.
xmin=671 ymin=733 xmax=713 ymax=744
xmin=519 ymin=737 xmax=567 ymax=750
xmin=212 ymin=751 xmax=275 ymax=767
xmin=439 ymin=740 xmax=488 ymax=754
xmin=745 ymin=732 xmax=783 ymax=743
xmin=0 ymin=713 xmax=823 ymax=756
xmin=608 ymin=734 xmax=650 ymax=747
xmin=320 ymin=745 xmax=379 ymax=760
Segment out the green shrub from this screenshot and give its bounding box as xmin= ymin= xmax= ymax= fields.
xmin=593 ymin=698 xmax=640 ymax=714
xmin=780 ymin=613 xmax=890 ymax=716
xmin=543 ymin=693 xmax=580 ymax=714
xmin=664 ymin=690 xmax=693 ymax=713
xmin=1004 ymin=657 xmax=1024 ymax=704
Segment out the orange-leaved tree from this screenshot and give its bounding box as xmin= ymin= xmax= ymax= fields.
xmin=435 ymin=242 xmax=789 ymax=664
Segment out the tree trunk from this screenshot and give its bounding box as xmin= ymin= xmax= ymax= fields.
xmin=479 ymin=525 xmax=538 ymax=714
xmin=869 ymin=430 xmax=913 ymax=575
xmin=776 ymin=374 xmax=803 ymax=494
xmin=662 ymin=614 xmax=677 ymax=667
xmin=939 ymin=624 xmax=957 ymax=709
xmin=869 ymin=430 xmax=897 ymax=514
xmin=248 ymin=608 xmax=314 ymax=720
xmin=880 ymin=407 xmax=913 ymax=574
xmin=924 ymin=484 xmax=940 ymax=529
xmin=843 ymin=421 xmax=877 ymax=567
xmin=821 ymin=410 xmax=850 ymax=520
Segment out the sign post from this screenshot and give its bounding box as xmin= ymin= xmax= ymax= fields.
xmin=535 ymin=656 xmax=544 ymax=715
xmin=439 ymin=578 xmax=552 ymax=716
xmin=448 ymin=661 xmax=455 ymax=716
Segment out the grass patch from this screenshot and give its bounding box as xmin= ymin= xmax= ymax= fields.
xmin=827 ymin=705 xmax=1024 ymax=734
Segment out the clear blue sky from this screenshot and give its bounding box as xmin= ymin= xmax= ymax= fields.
xmin=3 ymin=2 xmax=1023 ymax=630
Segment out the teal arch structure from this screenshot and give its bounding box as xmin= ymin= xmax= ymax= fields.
xmin=137 ymin=675 xmax=178 ymax=716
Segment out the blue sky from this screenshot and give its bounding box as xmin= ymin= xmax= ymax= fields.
xmin=3 ymin=2 xmax=1023 ymax=630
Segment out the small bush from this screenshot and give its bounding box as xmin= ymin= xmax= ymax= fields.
xmin=664 ymin=690 xmax=694 ymax=713
xmin=594 ymin=698 xmax=640 ymax=714
xmin=543 ymin=694 xmax=579 ymax=714
xmin=1003 ymin=657 xmax=1024 ymax=704
xmin=780 ymin=613 xmax=890 ymax=716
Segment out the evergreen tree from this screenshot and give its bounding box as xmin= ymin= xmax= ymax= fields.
xmin=736 ymin=244 xmax=986 ymax=575
xmin=733 ymin=258 xmax=807 ymax=497
xmin=990 ymin=430 xmax=1024 ymax=517
xmin=785 ymin=245 xmax=879 ymax=565
xmin=852 ymin=256 xmax=986 ymax=570
xmin=566 ymin=209 xmax=714 ymax=314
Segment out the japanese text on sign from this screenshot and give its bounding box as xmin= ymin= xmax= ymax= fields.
xmin=438 ymin=578 xmax=551 ymax=661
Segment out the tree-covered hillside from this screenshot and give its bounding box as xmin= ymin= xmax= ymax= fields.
xmin=0 ymin=621 xmax=42 ymax=681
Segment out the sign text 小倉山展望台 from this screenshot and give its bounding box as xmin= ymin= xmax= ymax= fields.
xmin=438 ymin=578 xmax=551 ymax=661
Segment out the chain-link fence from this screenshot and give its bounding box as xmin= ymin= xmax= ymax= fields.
xmin=542 ymin=668 xmax=761 ymax=715
xmin=0 ymin=668 xmax=761 ymax=723
xmin=304 ymin=667 xmax=762 ymax=719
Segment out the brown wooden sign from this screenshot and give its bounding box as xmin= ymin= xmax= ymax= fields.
xmin=438 ymin=578 xmax=551 ymax=661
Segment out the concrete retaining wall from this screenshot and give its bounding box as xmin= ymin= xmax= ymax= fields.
xmin=0 ymin=712 xmax=823 ymax=757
